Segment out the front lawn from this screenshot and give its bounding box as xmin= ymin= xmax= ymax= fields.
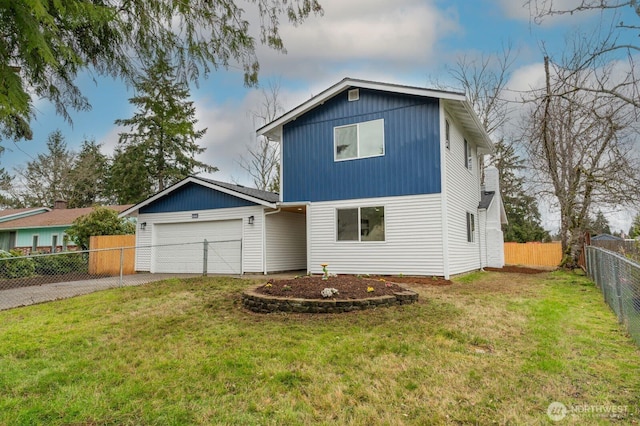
xmin=0 ymin=271 xmax=638 ymax=424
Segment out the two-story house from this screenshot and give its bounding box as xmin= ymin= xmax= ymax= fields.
xmin=122 ymin=78 xmax=506 ymax=278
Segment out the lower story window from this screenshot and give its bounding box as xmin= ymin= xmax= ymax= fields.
xmin=337 ymin=206 xmax=385 ymax=241
xmin=466 ymin=212 xmax=475 ymax=242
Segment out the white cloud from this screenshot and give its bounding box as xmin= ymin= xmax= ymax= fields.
xmin=253 ymin=0 xmax=459 ymax=80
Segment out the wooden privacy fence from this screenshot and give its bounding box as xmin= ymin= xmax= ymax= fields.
xmin=89 ymin=235 xmax=136 ymax=275
xmin=503 ymin=242 xmax=562 ymax=267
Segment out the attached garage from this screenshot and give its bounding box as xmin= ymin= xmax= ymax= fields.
xmin=120 ymin=176 xmax=307 ymax=275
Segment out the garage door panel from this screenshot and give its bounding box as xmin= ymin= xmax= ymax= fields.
xmin=153 ymin=220 xmax=242 ymax=274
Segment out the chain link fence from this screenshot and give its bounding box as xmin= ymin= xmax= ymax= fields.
xmin=0 ymin=239 xmax=241 ymax=311
xmin=585 ymin=246 xmax=640 ymax=346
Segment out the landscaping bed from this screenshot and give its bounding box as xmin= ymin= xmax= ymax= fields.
xmin=244 ymin=275 xmax=419 ymax=313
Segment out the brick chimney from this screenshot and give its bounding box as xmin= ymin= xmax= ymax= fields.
xmin=53 ymin=200 xmax=68 ymax=210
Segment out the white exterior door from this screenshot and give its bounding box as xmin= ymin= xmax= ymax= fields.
xmin=152 ymin=220 xmax=242 ymax=274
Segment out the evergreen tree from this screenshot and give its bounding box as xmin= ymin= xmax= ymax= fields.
xmin=629 ymin=214 xmax=640 ymax=239
xmin=12 ymin=130 xmax=75 ymax=207
xmin=1 ymin=0 xmax=322 ymax=142
xmin=67 ymin=139 xmax=109 ymax=208
xmin=106 ymin=144 xmax=155 ymax=204
xmin=589 ymin=211 xmax=612 ymax=236
xmin=491 ymin=139 xmax=550 ymax=243
xmin=112 ymin=53 xmax=217 ymax=201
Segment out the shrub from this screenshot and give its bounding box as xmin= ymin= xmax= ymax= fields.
xmin=33 ymin=252 xmax=88 ymax=276
xmin=0 ymin=250 xmax=35 ymax=279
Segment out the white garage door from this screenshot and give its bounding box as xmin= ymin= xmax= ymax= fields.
xmin=152 ymin=220 xmax=242 ymax=274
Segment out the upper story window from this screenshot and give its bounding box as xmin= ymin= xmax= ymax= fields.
xmin=334 ymin=119 xmax=384 ymax=161
xmin=445 ymin=119 xmax=450 ymax=150
xmin=464 ymin=138 xmax=472 ymax=170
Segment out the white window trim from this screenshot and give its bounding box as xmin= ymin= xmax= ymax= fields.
xmin=335 ymin=206 xmax=386 ymax=242
xmin=51 ymin=234 xmax=59 ymax=251
xmin=464 ymin=138 xmax=473 ymax=171
xmin=334 ymin=118 xmax=385 ymax=162
xmin=32 ymin=234 xmax=39 ymax=252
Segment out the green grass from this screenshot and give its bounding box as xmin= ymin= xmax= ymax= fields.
xmin=0 ymin=271 xmax=638 ymax=425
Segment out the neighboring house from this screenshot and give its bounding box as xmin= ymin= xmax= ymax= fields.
xmin=0 ymin=202 xmax=132 ymax=253
xmin=122 ymin=78 xmax=506 ymax=278
xmin=0 ymin=207 xmax=51 ymax=250
xmin=591 ymin=234 xmax=623 ymax=241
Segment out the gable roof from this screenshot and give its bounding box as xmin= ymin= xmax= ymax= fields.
xmin=478 ymin=191 xmax=495 ymax=210
xmin=0 ymin=207 xmax=50 ymax=223
xmin=478 ymin=191 xmax=508 ymax=225
xmin=0 ymin=205 xmax=133 ymax=230
xmin=591 ymin=233 xmax=623 ymax=241
xmin=119 ymin=176 xmax=278 ymax=217
xmin=257 ymin=77 xmax=493 ymax=153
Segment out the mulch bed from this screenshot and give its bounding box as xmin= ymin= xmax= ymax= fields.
xmin=0 ymin=272 xmax=109 ymax=292
xmin=255 ymin=274 xmax=450 ymax=300
xmin=484 ymin=265 xmax=552 ymax=274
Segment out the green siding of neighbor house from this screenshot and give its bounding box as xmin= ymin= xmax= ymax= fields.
xmin=0 ymin=233 xmax=10 ymax=251
xmin=0 ymin=226 xmax=71 ymax=251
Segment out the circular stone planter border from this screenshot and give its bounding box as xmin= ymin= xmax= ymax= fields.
xmin=242 ymin=283 xmax=418 ymax=314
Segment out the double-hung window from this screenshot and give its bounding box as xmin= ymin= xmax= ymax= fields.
xmin=445 ymin=119 xmax=450 ymax=150
xmin=464 ymin=139 xmax=472 ymax=170
xmin=466 ymin=212 xmax=475 ymax=243
xmin=337 ymin=206 xmax=385 ymax=241
xmin=334 ymin=119 xmax=384 ymax=161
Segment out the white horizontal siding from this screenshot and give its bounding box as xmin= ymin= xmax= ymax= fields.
xmin=479 ymin=210 xmax=488 ymax=267
xmin=444 ymin=111 xmax=482 ymax=275
xmin=134 ymin=206 xmax=265 ymax=273
xmin=308 ymin=194 xmax=444 ymax=276
xmin=485 ymin=197 xmax=505 ymax=268
xmin=265 ymin=211 xmax=306 ymax=272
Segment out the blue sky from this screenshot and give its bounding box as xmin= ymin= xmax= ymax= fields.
xmin=3 ymin=0 xmax=638 ymax=232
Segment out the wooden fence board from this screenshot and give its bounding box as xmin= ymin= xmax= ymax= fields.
xmin=89 ymin=235 xmax=136 ymax=275
xmin=503 ymin=242 xmax=562 ymax=267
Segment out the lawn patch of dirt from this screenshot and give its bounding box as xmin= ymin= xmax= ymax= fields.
xmin=485 ymin=265 xmax=552 ymax=274
xmin=256 ymin=275 xmax=434 ymax=300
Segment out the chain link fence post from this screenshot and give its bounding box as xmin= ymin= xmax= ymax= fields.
xmin=203 ymin=239 xmax=208 ymax=276
xmin=119 ymin=247 xmax=124 ymax=287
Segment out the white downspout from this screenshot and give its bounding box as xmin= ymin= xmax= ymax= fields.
xmin=262 ymin=208 xmax=281 ymax=274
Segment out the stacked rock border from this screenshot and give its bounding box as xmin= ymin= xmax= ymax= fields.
xmin=242 ymin=283 xmax=418 ymax=314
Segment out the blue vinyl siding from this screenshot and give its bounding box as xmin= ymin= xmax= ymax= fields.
xmin=282 ymin=88 xmax=441 ymax=202
xmin=141 ymin=182 xmax=256 ymax=214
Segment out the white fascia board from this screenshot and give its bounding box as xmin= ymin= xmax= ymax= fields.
xmin=462 ymin=101 xmax=494 ymax=153
xmin=119 ymin=177 xmax=277 ymax=218
xmin=0 ymin=208 xmax=51 ymax=223
xmin=257 ymin=78 xmax=467 ymax=142
xmin=0 ymin=224 xmax=68 ymax=231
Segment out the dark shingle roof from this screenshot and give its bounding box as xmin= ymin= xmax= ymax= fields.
xmin=194 ymin=177 xmax=279 ymax=203
xmin=478 ymin=191 xmax=495 ymax=210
